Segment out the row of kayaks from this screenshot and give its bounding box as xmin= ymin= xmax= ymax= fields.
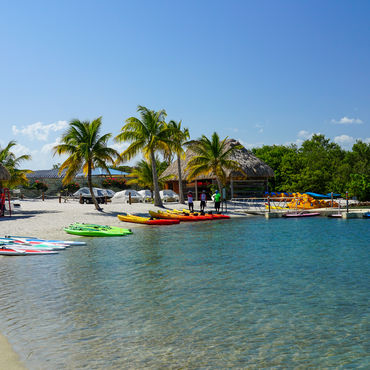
xmin=0 ymin=235 xmax=86 ymax=256
xmin=117 ymin=209 xmax=230 ymax=225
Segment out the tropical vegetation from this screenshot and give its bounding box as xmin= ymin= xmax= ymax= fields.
xmin=126 ymin=159 xmax=171 ymax=195
xmin=115 ymin=105 xmax=173 ymax=207
xmin=0 ymin=140 xmax=31 ymax=188
xmin=53 ymin=117 xmax=120 ymax=211
xmin=252 ymin=134 xmax=370 ymax=201
xmin=167 ymin=120 xmax=190 ymax=203
xmin=186 ymin=132 xmax=243 ymax=193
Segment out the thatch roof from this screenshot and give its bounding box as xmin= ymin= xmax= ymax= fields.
xmin=0 ymin=164 xmax=11 ymax=181
xmin=161 ymin=139 xmax=274 ymax=180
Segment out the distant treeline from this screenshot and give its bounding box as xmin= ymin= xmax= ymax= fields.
xmin=252 ymin=134 xmax=370 ymax=201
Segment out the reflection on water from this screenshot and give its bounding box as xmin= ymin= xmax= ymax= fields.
xmin=0 ymin=218 xmax=369 ymax=368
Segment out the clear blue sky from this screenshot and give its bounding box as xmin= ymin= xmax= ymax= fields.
xmin=1 ymin=0 xmax=369 ymax=169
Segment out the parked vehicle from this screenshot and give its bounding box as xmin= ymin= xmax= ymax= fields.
xmin=138 ymin=189 xmax=153 ymax=202
xmin=73 ymin=187 xmax=114 ymax=204
xmin=111 ymin=189 xmax=143 ymax=203
xmin=159 ymin=190 xmax=179 ymax=202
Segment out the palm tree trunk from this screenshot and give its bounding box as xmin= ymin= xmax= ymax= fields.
xmin=151 ymin=150 xmax=163 ymax=207
xmin=216 ymin=177 xmax=222 ymax=194
xmin=177 ymin=154 xmax=185 ymax=204
xmin=87 ymin=163 xmax=102 ymax=211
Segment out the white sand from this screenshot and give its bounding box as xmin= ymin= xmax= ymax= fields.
xmin=0 ymin=198 xmax=237 ymax=239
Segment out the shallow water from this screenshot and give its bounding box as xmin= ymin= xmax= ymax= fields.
xmin=0 ymin=217 xmax=369 ymax=368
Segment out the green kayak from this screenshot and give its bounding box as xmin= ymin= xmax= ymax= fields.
xmin=64 ymin=223 xmax=132 ymax=237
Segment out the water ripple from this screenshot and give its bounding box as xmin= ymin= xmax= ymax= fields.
xmin=0 ymin=218 xmax=369 ymax=368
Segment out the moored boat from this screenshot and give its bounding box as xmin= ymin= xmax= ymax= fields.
xmin=0 ymin=246 xmax=58 ymax=255
xmin=5 ymin=235 xmax=86 ymax=246
xmin=283 ymin=212 xmax=320 ymax=218
xmin=117 ymin=214 xmax=180 ymax=225
xmin=149 ymin=210 xmax=211 ymax=221
xmin=64 ymin=223 xmax=132 ymax=237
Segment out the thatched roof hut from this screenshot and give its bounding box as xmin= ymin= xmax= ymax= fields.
xmin=162 ymin=139 xmax=274 ymax=180
xmin=161 ymin=139 xmax=274 ymax=198
xmin=0 ymin=164 xmax=11 ymax=182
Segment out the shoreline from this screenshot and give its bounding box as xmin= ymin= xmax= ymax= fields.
xmin=0 ymin=333 xmax=26 ymax=369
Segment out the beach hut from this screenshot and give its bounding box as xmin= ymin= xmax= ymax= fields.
xmin=0 ymin=164 xmax=11 ymax=184
xmin=161 ymin=139 xmax=274 ymax=199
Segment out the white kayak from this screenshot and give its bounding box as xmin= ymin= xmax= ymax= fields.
xmin=5 ymin=235 xmax=86 ymax=246
xmin=0 ymin=238 xmax=66 ymax=250
xmin=0 ymin=247 xmax=58 ymax=255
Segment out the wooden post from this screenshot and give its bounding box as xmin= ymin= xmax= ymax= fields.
xmin=195 ymin=180 xmax=198 ymax=202
xmin=230 ymin=176 xmax=234 ymax=199
xmin=42 ymin=192 xmax=45 ymax=201
xmin=331 ymin=192 xmax=333 ymax=208
xmin=346 ymin=191 xmax=348 ymax=213
xmin=129 ymin=192 xmax=132 ymax=205
xmin=268 ymin=195 xmax=270 ymax=213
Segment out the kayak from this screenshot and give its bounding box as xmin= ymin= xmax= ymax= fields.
xmin=64 ymin=223 xmax=132 ymax=237
xmin=117 ymin=214 xmax=180 ymax=225
xmin=0 ymin=247 xmax=58 ymax=255
xmin=5 ymin=235 xmax=86 ymax=246
xmin=283 ymin=212 xmax=320 ymax=218
xmin=0 ymin=238 xmax=66 ymax=250
xmin=149 ymin=210 xmax=211 ymax=222
xmin=179 ymin=209 xmax=230 ymax=219
xmin=0 ymin=237 xmax=68 ymax=248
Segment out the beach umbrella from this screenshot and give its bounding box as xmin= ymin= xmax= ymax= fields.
xmin=0 ymin=163 xmax=10 ymax=183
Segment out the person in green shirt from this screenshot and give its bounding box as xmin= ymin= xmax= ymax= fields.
xmin=213 ymin=190 xmax=221 ymax=213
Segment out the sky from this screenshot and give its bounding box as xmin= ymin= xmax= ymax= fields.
xmin=1 ymin=0 xmax=369 ymax=170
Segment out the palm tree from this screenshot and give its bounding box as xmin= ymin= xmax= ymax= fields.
xmin=0 ymin=140 xmax=32 ymax=188
xmin=186 ymin=132 xmax=243 ymax=193
xmin=53 ymin=117 xmax=120 ymax=211
xmin=126 ymin=159 xmax=171 ymax=196
xmin=167 ymin=120 xmax=190 ymax=204
xmin=115 ymin=105 xmax=172 ymax=207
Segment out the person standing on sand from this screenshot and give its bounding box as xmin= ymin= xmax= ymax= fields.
xmin=187 ymin=191 xmax=194 ymax=212
xmin=213 ymin=190 xmax=221 ymax=213
xmin=200 ymin=190 xmax=207 ymax=212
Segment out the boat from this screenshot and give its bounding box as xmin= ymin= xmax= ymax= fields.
xmin=64 ymin=223 xmax=132 ymax=237
xmin=283 ymin=212 xmax=320 ymax=218
xmin=328 ymin=213 xmax=342 ymax=218
xmin=179 ymin=209 xmax=230 ymax=219
xmin=363 ymin=212 xmax=370 ymax=218
xmin=5 ymin=235 xmax=86 ymax=246
xmin=149 ymin=210 xmax=212 ymax=221
xmin=117 ymin=214 xmax=180 ymax=225
xmin=0 ymin=246 xmax=58 ymax=255
xmin=0 ymin=238 xmax=66 ymax=250
xmin=1 ymin=237 xmax=68 ymax=248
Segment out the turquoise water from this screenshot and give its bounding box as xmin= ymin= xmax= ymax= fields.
xmin=0 ymin=217 xmax=369 ymax=368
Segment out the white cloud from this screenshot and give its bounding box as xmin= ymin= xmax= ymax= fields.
xmin=255 ymin=124 xmax=263 ymax=134
xmin=334 ymin=135 xmax=354 ymax=144
xmin=12 ymin=143 xmax=36 ymax=156
xmin=12 ymin=120 xmax=68 ymax=141
xmin=111 ymin=142 xmax=129 ymax=153
xmin=331 ymin=116 xmax=363 ymax=124
xmin=297 ymin=130 xmax=312 ymax=139
xmin=41 ymin=137 xmax=62 ymax=154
